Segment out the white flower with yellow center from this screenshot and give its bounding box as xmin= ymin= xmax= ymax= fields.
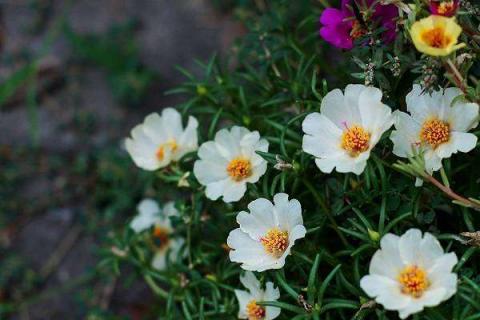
xmin=130 ymin=199 xmax=184 ymax=270
xmin=193 ymin=126 xmax=269 ymax=203
xmin=227 ymin=193 xmax=306 ymax=272
xmin=125 ymin=108 xmax=198 ymax=171
xmin=235 ymin=271 xmax=280 ymax=320
xmin=360 ymin=229 xmax=458 ymax=319
xmin=302 ymin=85 xmax=394 ymax=175
xmin=390 ymin=85 xmax=479 ymax=180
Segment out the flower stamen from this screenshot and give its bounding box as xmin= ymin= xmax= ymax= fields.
xmin=152 ymin=225 xmax=170 ymax=250
xmin=227 ymin=158 xmax=252 ymax=181
xmin=398 ymin=265 xmax=430 ymax=298
xmin=420 ymin=119 xmax=450 ymax=148
xmin=437 ymin=1 xmax=456 ymax=15
xmin=156 ymin=139 xmax=178 ymax=161
xmin=260 ymin=228 xmax=289 ymax=258
xmin=421 ymin=27 xmax=452 ymax=49
xmin=246 ymin=300 xmax=266 ymax=320
xmin=341 ymin=125 xmax=371 ymax=156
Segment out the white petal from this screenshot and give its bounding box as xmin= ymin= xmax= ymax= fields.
xmin=399 ymin=229 xmax=423 ymax=266
xmin=370 ymin=234 xmax=404 ymax=279
xmin=417 ymin=232 xmax=444 ymax=269
xmin=162 ymin=201 xmax=179 ymax=218
xmin=193 ymin=160 xmax=229 ymax=185
xmin=398 ymin=301 xmax=425 ymax=319
xmin=245 ymin=161 xmax=268 ymax=184
xmin=152 ymin=251 xmax=167 ymax=270
xmin=227 ymin=229 xmax=276 ymax=271
xmin=222 ymin=181 xmax=247 ymax=203
xmin=360 ymin=275 xmax=410 ymax=310
xmin=302 ymin=112 xmax=343 ymax=138
xmin=197 ymin=141 xmax=229 ymax=164
xmin=238 ymin=199 xmax=275 ymax=240
xmin=234 ymin=289 xmax=251 ymax=319
xmin=142 ymin=112 xmax=168 ymax=145
xmin=357 ymin=86 xmax=393 ymax=137
xmin=215 ymin=128 xmax=241 ymax=159
xmin=273 ymin=193 xmax=303 ymax=232
xmin=240 ymin=271 xmax=262 ymax=297
xmin=204 ymin=178 xmax=230 ymax=200
xmin=161 ymin=108 xmax=183 ymax=138
xmin=390 ymin=111 xmax=422 ymax=158
xmin=175 ymin=115 xmax=199 ymax=160
xmin=264 ymin=282 xmax=281 ymax=320
xmin=424 ymin=149 xmax=443 ymax=173
xmin=428 ymin=252 xmax=458 ymax=280
xmin=406 ymin=85 xmax=435 ymax=123
xmin=239 ymin=131 xmax=261 ymax=156
xmin=449 ymin=101 xmax=479 ymax=131
xmin=320 ymin=88 xmax=349 ymax=128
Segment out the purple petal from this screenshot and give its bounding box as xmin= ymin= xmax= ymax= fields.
xmin=320 ymin=8 xmax=345 ymax=26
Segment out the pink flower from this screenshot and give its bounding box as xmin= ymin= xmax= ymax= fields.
xmin=319 ymin=0 xmax=399 ymax=50
xmin=430 ymin=0 xmax=459 ymax=17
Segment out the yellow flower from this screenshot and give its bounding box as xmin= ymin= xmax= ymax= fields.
xmin=410 ymin=15 xmax=465 ymax=56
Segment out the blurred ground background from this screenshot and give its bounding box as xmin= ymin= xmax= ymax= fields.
xmin=0 ymin=1 xmax=247 ymax=318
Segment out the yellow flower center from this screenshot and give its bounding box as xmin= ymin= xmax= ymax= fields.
xmin=246 ymin=300 xmax=266 ymax=320
xmin=260 ymin=228 xmax=289 ymax=258
xmin=398 ymin=265 xmax=430 ymax=298
xmin=421 ymin=26 xmax=452 ymax=49
xmin=420 ymin=119 xmax=450 ymax=148
xmin=341 ymin=125 xmax=371 ymax=157
xmin=156 ymin=139 xmax=178 ymax=161
xmin=438 ymin=1 xmax=455 ymax=15
xmin=226 ymin=158 xmax=252 ymax=181
xmin=152 ymin=225 xmax=170 ymax=250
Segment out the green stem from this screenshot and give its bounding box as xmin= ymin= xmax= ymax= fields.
xmin=303 ymin=179 xmax=350 ymax=247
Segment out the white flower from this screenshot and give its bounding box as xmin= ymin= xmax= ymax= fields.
xmin=125 ymin=108 xmax=198 ymax=171
xmin=234 ymin=271 xmax=281 ymax=320
xmin=390 ymin=85 xmax=478 ymax=181
xmin=302 ymin=84 xmax=394 ymax=175
xmin=227 ymin=193 xmax=306 ymax=272
xmin=360 ymin=229 xmax=458 ymax=319
xmin=129 ymin=199 xmax=183 ymax=270
xmin=193 ymin=126 xmax=269 ymax=203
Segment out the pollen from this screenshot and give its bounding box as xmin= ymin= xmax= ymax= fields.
xmin=156 ymin=139 xmax=178 ymax=161
xmin=260 ymin=228 xmax=289 ymax=258
xmin=437 ymin=1 xmax=455 ymax=15
xmin=341 ymin=125 xmax=371 ymax=157
xmin=350 ymin=20 xmax=366 ymax=40
xmin=152 ymin=225 xmax=170 ymax=250
xmin=421 ymin=27 xmax=452 ymax=49
xmin=398 ymin=265 xmax=430 ymax=298
xmin=420 ymin=119 xmax=450 ymax=148
xmin=246 ymin=300 xmax=266 ymax=320
xmin=226 ymin=158 xmax=252 ymax=181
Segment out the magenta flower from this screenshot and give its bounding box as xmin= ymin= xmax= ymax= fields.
xmin=430 ymin=0 xmax=459 ymax=17
xmin=319 ymin=0 xmax=399 ymax=50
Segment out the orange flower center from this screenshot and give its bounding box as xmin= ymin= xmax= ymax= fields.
xmin=341 ymin=125 xmax=371 ymax=157
xmin=421 ymin=26 xmax=452 ymax=48
xmin=246 ymin=300 xmax=266 ymax=320
xmin=398 ymin=265 xmax=430 ymax=298
xmin=438 ymin=1 xmax=455 ymax=15
xmin=156 ymin=140 xmax=178 ymax=161
xmin=152 ymin=226 xmax=170 ymax=250
xmin=226 ymin=158 xmax=252 ymax=181
xmin=350 ymin=20 xmax=366 ymax=40
xmin=420 ymin=119 xmax=450 ymax=148
xmin=260 ymin=228 xmax=289 ymax=258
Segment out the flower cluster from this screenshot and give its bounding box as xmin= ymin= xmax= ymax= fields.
xmin=107 ymin=0 xmax=480 ymax=318
xmin=123 ymin=77 xmax=478 ymax=317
